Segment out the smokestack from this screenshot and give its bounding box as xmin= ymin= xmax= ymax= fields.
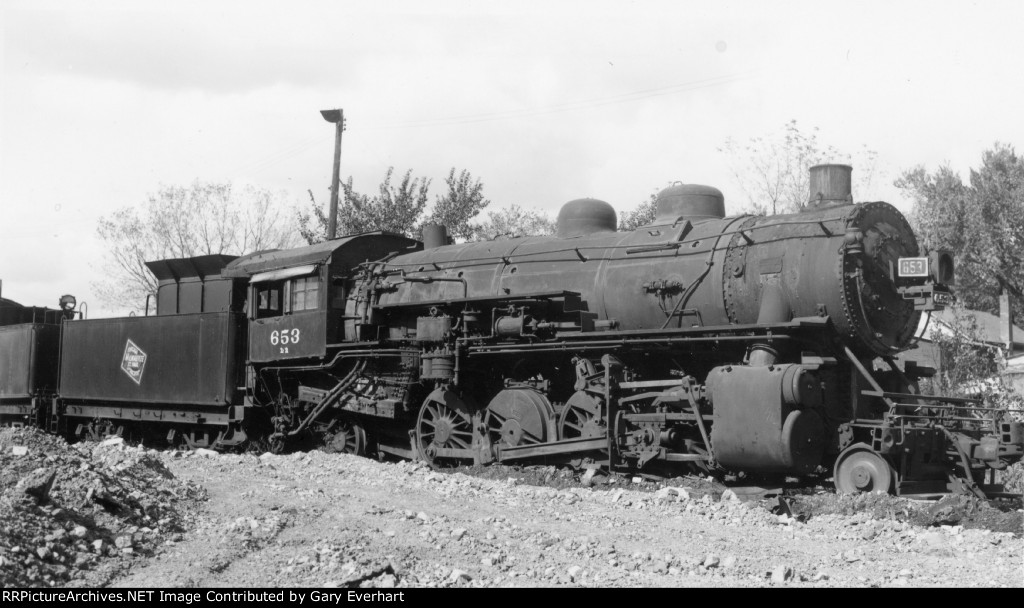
xmin=807 ymin=164 xmax=853 ymax=209
xmin=422 ymin=223 xmax=449 ymax=249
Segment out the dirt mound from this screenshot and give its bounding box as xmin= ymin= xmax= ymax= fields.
xmin=0 ymin=428 xmax=205 ymax=587
xmin=444 ymin=462 xmax=725 ymax=497
xmin=786 ymin=490 xmax=1022 ymax=536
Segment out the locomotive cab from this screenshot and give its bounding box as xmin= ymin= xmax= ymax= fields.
xmin=248 ymin=265 xmax=328 ymax=361
xmin=222 ymin=232 xmax=420 ymax=363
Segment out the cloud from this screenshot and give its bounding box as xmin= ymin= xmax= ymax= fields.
xmin=4 ymin=6 xmax=362 ymax=93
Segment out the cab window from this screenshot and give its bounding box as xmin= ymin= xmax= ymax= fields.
xmin=255 ymin=284 xmax=282 ymax=318
xmin=289 ymin=276 xmax=320 ymax=312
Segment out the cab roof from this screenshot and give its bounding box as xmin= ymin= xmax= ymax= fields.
xmin=221 ymin=232 xmax=420 ymax=278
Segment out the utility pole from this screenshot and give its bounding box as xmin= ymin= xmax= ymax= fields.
xmin=1000 ymin=290 xmax=1014 ymax=353
xmin=320 ymin=108 xmax=346 ymax=239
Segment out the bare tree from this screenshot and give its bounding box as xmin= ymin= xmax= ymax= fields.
xmin=96 ymin=181 xmax=300 ymax=311
xmin=719 ymin=120 xmax=879 ymax=215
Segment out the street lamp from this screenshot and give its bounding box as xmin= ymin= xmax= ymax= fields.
xmin=320 ymin=108 xmax=346 ymax=239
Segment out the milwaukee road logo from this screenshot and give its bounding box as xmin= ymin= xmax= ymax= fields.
xmin=120 ymin=339 xmax=147 ymax=385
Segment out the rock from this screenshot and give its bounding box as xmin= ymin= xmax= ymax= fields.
xmin=416 ymin=511 xmax=430 ymax=522
xmin=485 ymin=531 xmax=496 ymax=540
xmin=451 ymin=528 xmax=467 ymax=540
xmin=18 ymin=468 xmax=57 ymax=503
xmin=898 ymin=568 xmax=913 ymax=579
xmin=720 ymin=489 xmax=741 ymax=504
xmin=71 ymin=526 xmax=88 ymax=539
xmin=581 ymin=469 xmax=597 ymax=487
xmin=482 ymin=557 xmax=495 ymax=567
xmin=703 ymin=555 xmax=720 ymax=568
xmin=631 ymin=477 xmax=644 ymax=484
xmin=611 ymin=490 xmax=624 ymax=503
xmin=376 ymin=574 xmax=397 ymax=588
xmin=384 ymin=530 xmax=396 ymax=537
xmin=449 ymin=569 xmax=471 ymax=583
xmin=928 ymin=494 xmax=971 ymax=526
xmin=193 ymin=448 xmax=219 ymax=457
xmin=812 ymin=572 xmax=829 ymax=582
xmin=722 ymin=555 xmax=736 ymax=568
xmin=919 ymin=532 xmax=944 ymax=548
xmin=114 ymin=535 xmax=133 ymax=549
xmin=11 ymin=446 xmax=28 ymax=456
xmin=771 ymin=566 xmax=793 ymax=583
xmin=99 ymin=437 xmax=124 ymax=448
xmin=567 ymin=565 xmax=583 ymax=581
xmin=92 ymin=540 xmax=104 ymax=553
xmin=655 ymin=487 xmax=690 ymax=503
xmin=36 ymin=547 xmax=51 ymax=560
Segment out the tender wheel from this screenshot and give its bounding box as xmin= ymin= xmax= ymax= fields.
xmin=834 ymin=444 xmax=895 ymax=495
xmin=415 ymin=393 xmax=477 ymax=465
xmin=483 ymin=389 xmax=557 ymax=448
xmin=324 ymin=419 xmax=367 ymax=456
xmin=558 ymin=391 xmax=607 ymax=440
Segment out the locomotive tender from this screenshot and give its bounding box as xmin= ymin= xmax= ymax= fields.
xmin=1 ymin=164 xmax=1021 ymax=498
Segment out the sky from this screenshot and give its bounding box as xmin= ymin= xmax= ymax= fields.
xmin=2 ymin=0 xmax=1023 ymax=315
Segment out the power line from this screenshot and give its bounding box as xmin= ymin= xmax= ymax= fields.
xmin=229 ymin=70 xmax=760 ymax=175
xmin=359 ymin=70 xmax=760 ymax=131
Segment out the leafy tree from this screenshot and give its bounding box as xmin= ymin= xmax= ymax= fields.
xmin=895 ymin=143 xmax=1024 ymax=322
xmin=719 ymin=120 xmax=879 ymax=215
xmin=427 ymin=168 xmax=491 ymax=241
xmin=619 ymin=192 xmax=658 ymax=231
xmin=299 ymin=167 xmax=491 ymax=244
xmin=925 ymin=304 xmax=1003 ymax=396
xmin=470 ymin=205 xmax=555 ymax=241
xmin=96 ymin=181 xmax=299 ymax=311
xmin=298 ymin=167 xmax=430 ymax=242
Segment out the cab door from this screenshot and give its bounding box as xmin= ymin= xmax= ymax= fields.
xmin=248 ymin=266 xmax=327 ymax=362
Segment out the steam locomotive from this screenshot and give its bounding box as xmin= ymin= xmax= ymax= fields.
xmin=2 ymin=164 xmax=1021 ymax=498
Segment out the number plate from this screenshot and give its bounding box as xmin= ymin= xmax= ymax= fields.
xmin=933 ymin=291 xmax=954 ymax=306
xmin=898 ymin=257 xmax=928 ymax=277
